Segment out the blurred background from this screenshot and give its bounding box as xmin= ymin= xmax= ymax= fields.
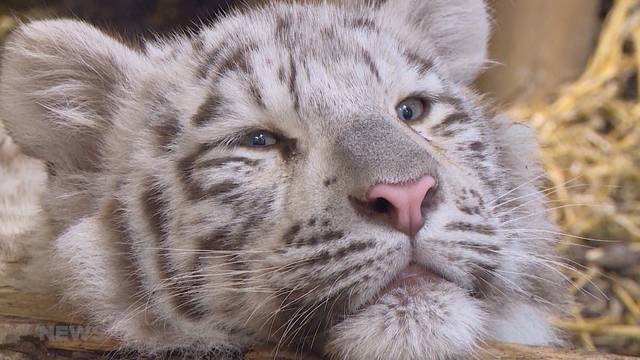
xmin=0 ymin=0 xmax=638 ymax=356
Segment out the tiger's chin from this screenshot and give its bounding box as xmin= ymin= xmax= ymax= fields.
xmin=324 ymin=280 xmax=486 ymax=360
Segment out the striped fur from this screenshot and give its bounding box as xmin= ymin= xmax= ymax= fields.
xmin=0 ymin=1 xmax=565 ymax=359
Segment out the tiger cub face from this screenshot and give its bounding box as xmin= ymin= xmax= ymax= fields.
xmin=0 ymin=0 xmax=565 ymax=358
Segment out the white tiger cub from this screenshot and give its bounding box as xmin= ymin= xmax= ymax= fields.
xmin=0 ymin=0 xmax=566 ymax=358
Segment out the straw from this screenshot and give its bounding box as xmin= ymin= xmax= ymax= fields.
xmin=511 ymin=0 xmax=640 ymax=355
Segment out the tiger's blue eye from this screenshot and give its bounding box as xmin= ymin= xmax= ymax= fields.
xmin=243 ymin=130 xmax=277 ymax=147
xmin=396 ymin=98 xmax=426 ymax=122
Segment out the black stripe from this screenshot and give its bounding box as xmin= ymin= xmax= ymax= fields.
xmin=435 ymin=95 xmax=464 ymax=109
xmin=140 ymin=180 xmax=170 ymax=246
xmin=197 ymin=41 xmax=227 ymax=80
xmin=469 ymin=141 xmax=486 ymax=152
xmin=457 ymin=241 xmax=500 ymax=256
xmin=196 ymin=156 xmax=259 ymax=169
xmin=470 ymin=262 xmax=497 ymax=299
xmin=197 ymin=229 xmax=231 ymax=251
xmin=288 ymin=53 xmax=300 ymax=113
xmin=154 ymin=116 xmax=181 ymax=152
xmin=332 ymin=239 xmax=372 ymax=259
xmin=180 ymin=143 xmax=245 ymax=201
xmin=248 ymin=81 xmax=266 ymax=109
xmin=192 ymin=91 xmax=225 ymax=127
xmin=404 ymin=50 xmax=433 ymax=76
xmin=275 ymin=16 xmax=291 ymax=41
xmin=283 ymin=223 xmax=302 ymax=246
xmin=218 ymin=44 xmax=255 ymax=77
xmin=361 ymin=50 xmax=381 ymax=82
xmin=445 ymin=221 xmax=496 ymax=235
xmin=101 ymin=199 xmax=147 ymax=310
xmin=346 ymin=16 xmax=377 ymax=31
xmin=140 ymin=177 xmax=207 ymax=320
xmin=440 ymin=112 xmax=471 ymax=127
xmin=206 ymin=181 xmax=240 ymax=197
xmin=431 ymin=112 xmax=471 ymax=137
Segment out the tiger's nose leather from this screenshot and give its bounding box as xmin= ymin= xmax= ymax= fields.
xmin=366 ymin=175 xmax=436 ymax=236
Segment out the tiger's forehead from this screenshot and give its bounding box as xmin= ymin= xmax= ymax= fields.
xmin=187 ymin=3 xmax=445 ymax=132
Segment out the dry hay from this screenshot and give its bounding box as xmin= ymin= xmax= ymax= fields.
xmin=509 ymin=0 xmax=640 ymax=355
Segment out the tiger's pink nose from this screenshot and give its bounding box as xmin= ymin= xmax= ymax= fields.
xmin=366 ymin=175 xmax=436 ymax=236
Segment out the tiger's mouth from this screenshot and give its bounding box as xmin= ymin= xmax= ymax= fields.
xmin=367 ymin=263 xmax=454 ymax=306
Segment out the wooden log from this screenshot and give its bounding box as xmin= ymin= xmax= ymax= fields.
xmin=480 ymin=342 xmax=636 ymax=360
xmin=0 ymin=290 xmax=636 ymax=360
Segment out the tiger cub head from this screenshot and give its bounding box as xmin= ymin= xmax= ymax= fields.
xmin=0 ymin=0 xmax=565 ymax=358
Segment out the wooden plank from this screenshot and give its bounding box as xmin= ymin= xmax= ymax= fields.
xmin=0 ymin=291 xmax=79 ymax=325
xmin=476 ymin=0 xmax=602 ymax=105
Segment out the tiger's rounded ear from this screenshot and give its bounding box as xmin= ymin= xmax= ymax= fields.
xmin=372 ymin=0 xmax=490 ymax=84
xmin=0 ymin=19 xmax=149 ymax=172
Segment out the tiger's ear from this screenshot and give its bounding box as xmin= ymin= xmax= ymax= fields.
xmin=0 ymin=19 xmax=149 ymax=172
xmin=373 ymin=0 xmax=490 ymax=84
